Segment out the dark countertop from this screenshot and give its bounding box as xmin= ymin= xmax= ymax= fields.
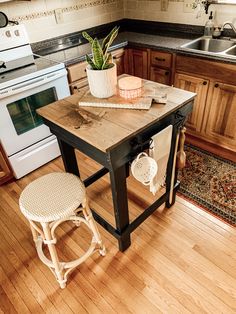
xmin=39 ymin=31 xmax=236 ymax=66
xmin=119 ymin=31 xmax=195 ymax=51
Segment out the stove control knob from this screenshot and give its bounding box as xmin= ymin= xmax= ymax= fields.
xmin=5 ymin=30 xmax=11 ymax=37
xmin=0 ymin=61 xmax=6 ymax=69
xmin=14 ymin=30 xmax=20 ymax=36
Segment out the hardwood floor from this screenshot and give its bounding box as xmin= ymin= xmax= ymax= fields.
xmin=0 ymin=152 xmax=236 ymax=313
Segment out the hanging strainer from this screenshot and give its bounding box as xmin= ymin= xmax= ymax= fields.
xmin=131 ymin=152 xmax=158 ymax=185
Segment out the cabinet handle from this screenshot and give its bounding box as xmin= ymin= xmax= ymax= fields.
xmin=155 ymin=57 xmax=166 ymax=62
xmin=214 ymin=83 xmax=219 ymax=88
xmin=203 ymin=81 xmax=207 ymax=85
xmin=165 ymin=71 xmax=169 ymax=76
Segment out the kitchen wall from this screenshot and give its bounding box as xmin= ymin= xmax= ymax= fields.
xmin=0 ymin=0 xmax=124 ymax=43
xmin=1 ymin=0 xmax=235 ymax=44
xmin=124 ymin=0 xmax=236 ymax=27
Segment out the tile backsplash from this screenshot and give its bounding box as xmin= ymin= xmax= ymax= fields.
xmin=0 ymin=0 xmax=235 ymax=43
xmin=124 ymin=0 xmax=236 ymax=27
xmin=0 ymin=0 xmax=123 ymax=43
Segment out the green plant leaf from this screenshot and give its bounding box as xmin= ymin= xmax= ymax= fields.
xmin=82 ymin=27 xmax=119 ymax=70
xmin=101 ymin=26 xmax=119 ymax=52
xmin=103 ymin=26 xmax=119 ymax=56
xmin=107 ymin=53 xmax=112 ymax=63
xmin=103 ymin=63 xmax=114 ymax=70
xmin=92 ymin=38 xmax=104 ymax=69
xmin=82 ymin=31 xmax=94 ymax=45
xmin=101 ymin=52 xmax=112 ymax=69
xmin=85 ymin=54 xmax=96 ymax=69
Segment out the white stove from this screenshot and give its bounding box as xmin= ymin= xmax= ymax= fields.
xmin=0 ymin=25 xmax=70 ymax=179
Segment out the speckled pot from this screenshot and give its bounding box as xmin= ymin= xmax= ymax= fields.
xmin=86 ymin=63 xmax=117 ymax=98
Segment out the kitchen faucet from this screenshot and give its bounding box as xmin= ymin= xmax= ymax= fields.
xmin=220 ymin=22 xmax=236 ymax=36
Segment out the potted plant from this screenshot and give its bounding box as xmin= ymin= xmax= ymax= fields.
xmin=82 ymin=26 xmax=119 ymax=98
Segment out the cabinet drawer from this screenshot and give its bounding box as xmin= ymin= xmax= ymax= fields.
xmin=150 ymin=67 xmax=171 ymax=85
xmin=67 ymin=61 xmax=87 ymax=83
xmin=151 ymin=51 xmax=172 ymax=68
xmin=176 ymin=55 xmax=236 ymax=85
xmin=70 ymin=78 xmax=88 ymax=94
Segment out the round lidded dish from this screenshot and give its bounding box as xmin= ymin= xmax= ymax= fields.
xmin=118 ymin=76 xmax=143 ymax=99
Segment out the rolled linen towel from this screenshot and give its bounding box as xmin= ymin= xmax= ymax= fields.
xmin=149 ymin=125 xmax=173 ymax=195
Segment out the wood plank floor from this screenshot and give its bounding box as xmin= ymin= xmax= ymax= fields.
xmin=0 ymin=152 xmax=236 ymax=313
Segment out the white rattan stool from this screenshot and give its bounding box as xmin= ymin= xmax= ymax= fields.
xmin=19 ymin=172 xmax=105 ymax=289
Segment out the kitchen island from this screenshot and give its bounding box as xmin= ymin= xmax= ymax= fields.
xmin=37 ymin=79 xmax=195 ymax=251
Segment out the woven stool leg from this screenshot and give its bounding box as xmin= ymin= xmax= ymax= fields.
xmin=82 ymin=198 xmax=106 ymax=256
xmin=29 ymin=221 xmax=39 ymax=242
xmin=41 ymin=222 xmax=66 ymax=289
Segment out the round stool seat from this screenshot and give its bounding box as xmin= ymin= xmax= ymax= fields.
xmin=19 ymin=172 xmax=85 ymax=223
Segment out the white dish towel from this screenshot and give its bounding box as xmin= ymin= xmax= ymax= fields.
xmin=149 ymin=125 xmax=173 ymax=195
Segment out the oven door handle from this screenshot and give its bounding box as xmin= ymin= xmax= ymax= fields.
xmin=0 ymin=69 xmax=67 ymax=99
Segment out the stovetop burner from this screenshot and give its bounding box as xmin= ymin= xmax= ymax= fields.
xmin=0 ymin=54 xmax=64 ymax=88
xmin=0 ymin=55 xmax=35 ymax=74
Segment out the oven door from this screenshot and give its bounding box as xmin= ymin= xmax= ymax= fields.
xmin=0 ymin=68 xmax=70 ymax=157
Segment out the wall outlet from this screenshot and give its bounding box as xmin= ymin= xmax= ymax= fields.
xmin=183 ymin=0 xmax=194 ymax=13
xmin=55 ymin=8 xmax=64 ymax=24
xmin=161 ymin=0 xmax=168 ymax=12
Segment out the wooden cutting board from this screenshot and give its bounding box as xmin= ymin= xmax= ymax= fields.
xmin=77 ymin=78 xmax=170 ymax=110
xmin=78 ymin=89 xmax=153 ymax=110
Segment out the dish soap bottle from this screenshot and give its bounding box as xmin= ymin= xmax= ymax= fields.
xmin=204 ymin=11 xmax=214 ymax=37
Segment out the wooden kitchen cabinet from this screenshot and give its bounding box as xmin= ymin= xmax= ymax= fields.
xmin=150 ymin=50 xmax=172 ymax=85
xmin=202 ymin=81 xmax=236 ymax=150
xmin=175 ymin=55 xmax=236 ymax=154
xmin=127 ymin=48 xmax=172 ymax=83
xmin=67 ymin=60 xmax=88 ymax=94
xmin=0 ymin=142 xmax=13 ymax=185
xmin=112 ymin=48 xmax=127 ymax=76
xmin=127 ymin=48 xmax=148 ymax=79
xmin=150 ymin=66 xmax=171 ymax=85
xmin=174 ymin=73 xmax=209 ymax=134
xmin=70 ymin=77 xmax=88 ymax=95
xmin=67 ymin=60 xmax=87 ymax=83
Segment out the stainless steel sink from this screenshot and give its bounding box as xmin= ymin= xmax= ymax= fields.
xmin=225 ymin=46 xmax=236 ymax=56
xmin=181 ymin=37 xmax=235 ymax=53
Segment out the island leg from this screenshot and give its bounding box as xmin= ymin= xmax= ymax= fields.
xmin=165 ymin=127 xmax=180 ymax=208
xmin=109 ymin=165 xmax=131 ymax=251
xmin=57 ymin=138 xmax=80 ymax=177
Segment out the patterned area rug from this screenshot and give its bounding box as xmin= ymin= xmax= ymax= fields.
xmin=178 ymin=145 xmax=236 ymax=226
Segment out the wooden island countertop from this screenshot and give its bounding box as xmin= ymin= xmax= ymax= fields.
xmin=37 ymin=81 xmax=195 ymax=153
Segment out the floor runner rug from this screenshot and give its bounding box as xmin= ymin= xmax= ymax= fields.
xmin=178 ymin=145 xmax=236 ymax=226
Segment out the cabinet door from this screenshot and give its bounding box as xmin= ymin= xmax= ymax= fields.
xmin=174 ymin=73 xmax=209 ymax=133
xmin=112 ymin=49 xmax=126 ymax=76
xmin=150 ymin=67 xmax=171 ymax=85
xmin=128 ymin=48 xmax=148 ymax=79
xmin=202 ymin=82 xmax=236 ymax=150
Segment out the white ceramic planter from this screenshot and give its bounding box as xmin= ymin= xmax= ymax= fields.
xmin=86 ymin=63 xmax=117 ymax=98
